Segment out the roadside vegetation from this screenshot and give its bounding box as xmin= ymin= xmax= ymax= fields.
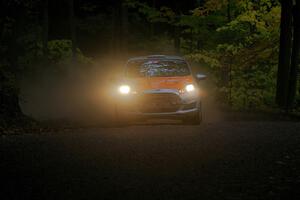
xmin=0 ymin=0 xmax=299 ymax=129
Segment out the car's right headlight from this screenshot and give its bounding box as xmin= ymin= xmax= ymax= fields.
xmin=185 ymin=84 xmax=195 ymax=92
xmin=118 ymin=85 xmax=131 ymax=95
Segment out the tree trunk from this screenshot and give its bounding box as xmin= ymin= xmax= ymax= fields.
xmin=0 ymin=2 xmax=25 ymax=125
xmin=43 ymin=0 xmax=48 ymax=58
xmin=276 ymin=0 xmax=293 ymax=108
xmin=227 ymin=0 xmax=231 ymax=22
xmin=0 ymin=87 xmax=24 ymax=125
xmin=287 ymin=0 xmax=300 ymax=107
xmin=69 ymin=0 xmax=76 ymax=62
xmin=174 ymin=26 xmax=181 ymax=53
xmin=111 ymin=6 xmax=117 ymax=54
xmin=150 ymin=0 xmax=156 ymax=37
xmin=197 ymin=40 xmax=201 ymax=50
xmin=111 ymin=1 xmax=121 ymax=55
xmin=121 ymin=1 xmax=129 ymax=55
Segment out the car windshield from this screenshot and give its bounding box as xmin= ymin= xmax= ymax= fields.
xmin=126 ymin=59 xmax=190 ymax=78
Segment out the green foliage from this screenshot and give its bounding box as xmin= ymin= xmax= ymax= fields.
xmin=180 ymin=15 xmax=225 ymax=51
xmin=126 ymin=0 xmax=176 ymax=24
xmin=193 ymin=0 xmax=229 ymax=16
xmin=125 ymin=0 xmax=282 ymax=110
xmin=47 ymin=40 xmax=93 ymax=65
xmin=18 ymin=39 xmax=93 ymax=73
xmin=132 ymin=35 xmax=175 ymax=53
xmin=187 ymin=0 xmax=281 ymax=110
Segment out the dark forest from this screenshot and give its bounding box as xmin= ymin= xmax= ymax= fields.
xmin=1 ymin=1 xmax=300 ymax=200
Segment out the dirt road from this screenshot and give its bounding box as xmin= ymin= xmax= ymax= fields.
xmin=7 ymin=60 xmax=300 ymax=199
xmin=1 ymin=121 xmax=300 ymax=200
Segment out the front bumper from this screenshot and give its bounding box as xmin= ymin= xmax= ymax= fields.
xmin=116 ymin=89 xmax=200 ymax=119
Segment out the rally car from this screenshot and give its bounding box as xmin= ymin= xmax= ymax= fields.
xmin=113 ymin=55 xmax=206 ymax=124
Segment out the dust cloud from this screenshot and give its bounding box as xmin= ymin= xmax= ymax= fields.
xmin=20 ymin=55 xmax=223 ymax=126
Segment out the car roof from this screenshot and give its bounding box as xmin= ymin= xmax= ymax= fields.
xmin=127 ymin=55 xmax=185 ymax=62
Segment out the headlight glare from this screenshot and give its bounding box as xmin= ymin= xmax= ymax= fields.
xmin=119 ymin=85 xmax=131 ymax=94
xmin=185 ymin=84 xmax=195 ymax=92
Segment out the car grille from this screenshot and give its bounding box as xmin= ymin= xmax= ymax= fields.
xmin=138 ymin=93 xmax=181 ymax=113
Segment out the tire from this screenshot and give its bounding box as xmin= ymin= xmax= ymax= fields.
xmin=182 ymin=102 xmax=202 ymax=125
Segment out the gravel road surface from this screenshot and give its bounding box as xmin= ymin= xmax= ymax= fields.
xmin=1 ymin=121 xmax=300 ymax=200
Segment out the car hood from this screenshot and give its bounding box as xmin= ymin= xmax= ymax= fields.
xmin=128 ymin=76 xmax=194 ymax=91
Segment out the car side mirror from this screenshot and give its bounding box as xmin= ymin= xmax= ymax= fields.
xmin=195 ymin=73 xmax=207 ymax=81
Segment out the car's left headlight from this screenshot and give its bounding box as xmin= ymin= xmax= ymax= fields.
xmin=185 ymin=84 xmax=195 ymax=92
xmin=119 ymin=85 xmax=131 ymax=94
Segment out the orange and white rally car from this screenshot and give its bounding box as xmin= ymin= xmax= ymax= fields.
xmin=114 ymin=55 xmax=206 ymax=124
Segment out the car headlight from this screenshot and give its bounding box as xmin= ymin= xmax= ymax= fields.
xmin=185 ymin=84 xmax=195 ymax=92
xmin=119 ymin=85 xmax=131 ymax=94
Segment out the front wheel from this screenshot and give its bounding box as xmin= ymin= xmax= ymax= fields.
xmin=182 ymin=103 xmax=202 ymax=125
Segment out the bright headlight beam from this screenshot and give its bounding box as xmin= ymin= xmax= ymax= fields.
xmin=119 ymin=85 xmax=131 ymax=94
xmin=185 ymin=84 xmax=195 ymax=92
